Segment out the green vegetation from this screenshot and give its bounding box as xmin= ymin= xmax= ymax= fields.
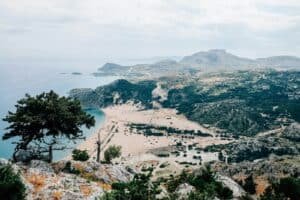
xmin=204 ymin=136 xmax=299 ymax=163
xmin=260 ymin=177 xmax=300 ymax=200
xmin=104 ymin=145 xmax=122 ymax=163
xmin=70 ymin=79 xmax=157 ymax=109
xmin=70 ymin=70 xmax=300 ymax=137
xmin=166 ymin=167 xmax=233 ymax=199
xmin=241 ymin=174 xmax=256 ymax=194
xmin=129 ymin=123 xmax=211 ymax=137
xmin=99 ymin=166 xmax=233 ymax=200
xmin=0 ymin=165 xmax=26 ymax=200
xmin=63 ymin=161 xmax=81 ymax=175
xmin=72 ymin=149 xmax=90 ymax=161
xmin=163 ymin=71 xmax=300 ymax=136
xmin=100 ymin=172 xmax=160 ymax=200
xmin=155 ymin=151 xmax=170 ymax=157
xmin=71 ymin=71 xmax=300 ymax=137
xmin=2 ymin=91 xmax=95 ymax=163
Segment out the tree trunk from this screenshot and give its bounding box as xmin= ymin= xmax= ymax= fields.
xmin=96 ymin=133 xmax=101 ymax=163
xmin=48 ymin=145 xmax=53 ymax=163
xmin=96 ymin=141 xmax=101 ymax=162
xmin=12 ymin=150 xmax=18 ymax=162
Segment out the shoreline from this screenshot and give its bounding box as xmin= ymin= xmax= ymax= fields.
xmin=76 ymin=103 xmax=230 ymax=162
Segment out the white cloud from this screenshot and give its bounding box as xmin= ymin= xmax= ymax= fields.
xmin=0 ymin=0 xmax=299 ymax=60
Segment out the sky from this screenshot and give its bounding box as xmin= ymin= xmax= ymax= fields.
xmin=0 ymin=0 xmax=300 ymax=62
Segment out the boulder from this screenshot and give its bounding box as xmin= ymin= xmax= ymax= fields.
xmin=176 ymin=183 xmax=195 ymax=199
xmin=29 ymin=160 xmax=54 ymax=173
xmin=216 ymin=174 xmax=246 ymax=198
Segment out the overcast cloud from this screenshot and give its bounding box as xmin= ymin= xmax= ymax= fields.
xmin=0 ymin=0 xmax=299 ymax=61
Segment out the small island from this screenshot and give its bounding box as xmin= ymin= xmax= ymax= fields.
xmin=72 ymin=72 xmax=82 ymax=75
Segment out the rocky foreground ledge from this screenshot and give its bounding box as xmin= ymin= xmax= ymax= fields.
xmin=0 ymin=159 xmax=133 ymax=200
xmin=0 ymin=157 xmax=251 ymax=200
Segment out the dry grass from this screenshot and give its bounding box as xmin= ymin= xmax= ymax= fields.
xmin=98 ymin=182 xmax=112 ymax=191
xmin=81 ymin=172 xmax=98 ymax=181
xmin=73 ymin=163 xmax=85 ymax=172
xmin=80 ymin=185 xmax=93 ymax=196
xmin=255 ymin=176 xmax=269 ymax=196
xmin=52 ymin=190 xmax=62 ymax=200
xmin=233 ymin=173 xmax=247 ymax=184
xmin=26 ymin=173 xmax=46 ymax=192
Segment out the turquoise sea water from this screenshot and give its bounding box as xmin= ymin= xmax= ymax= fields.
xmin=0 ymin=61 xmax=117 ymax=160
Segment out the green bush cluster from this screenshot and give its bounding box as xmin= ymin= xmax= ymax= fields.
xmin=104 ymin=145 xmax=122 ymax=163
xmin=99 ymin=167 xmax=233 ymax=200
xmin=99 ymin=171 xmax=160 ymax=200
xmin=72 ymin=149 xmax=90 ymax=161
xmin=166 ymin=167 xmax=233 ymax=200
xmin=0 ymin=165 xmax=26 ymax=200
xmin=260 ymin=177 xmax=300 ymax=200
xmin=63 ymin=161 xmax=81 ymax=175
xmin=238 ymin=174 xmax=256 ymax=195
xmin=129 ymin=123 xmax=211 ymax=137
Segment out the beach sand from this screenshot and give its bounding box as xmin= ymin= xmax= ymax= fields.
xmin=78 ymin=103 xmax=229 ymax=160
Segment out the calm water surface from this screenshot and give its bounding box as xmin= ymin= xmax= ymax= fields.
xmin=0 ymin=60 xmax=118 ymax=160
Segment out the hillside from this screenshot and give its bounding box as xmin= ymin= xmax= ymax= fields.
xmin=68 ymin=68 xmax=300 ymax=199
xmin=180 ymin=49 xmax=256 ymax=69
xmin=93 ymin=50 xmax=300 ymax=79
xmin=71 ymin=70 xmax=300 ymax=137
xmin=70 ymin=79 xmax=156 ymax=108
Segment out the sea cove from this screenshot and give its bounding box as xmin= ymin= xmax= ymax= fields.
xmin=0 ymin=61 xmax=117 ymax=160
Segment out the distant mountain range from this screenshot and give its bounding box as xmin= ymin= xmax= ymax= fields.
xmin=181 ymin=49 xmax=300 ymax=69
xmin=94 ymin=49 xmax=300 ymax=78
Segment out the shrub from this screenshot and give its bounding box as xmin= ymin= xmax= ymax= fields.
xmin=72 ymin=149 xmax=90 ymax=161
xmin=260 ymin=177 xmax=300 ymax=200
xmin=63 ymin=161 xmax=80 ymax=175
xmin=242 ymin=174 xmax=256 ymax=194
xmin=166 ymin=167 xmax=233 ymax=199
xmin=275 ymin=177 xmax=300 ymax=200
xmin=99 ymin=172 xmax=160 ymax=200
xmin=156 ymin=152 xmax=170 ymax=157
xmin=0 ymin=165 xmax=26 ymax=200
xmin=104 ymin=145 xmax=122 ymax=163
xmin=217 ymin=185 xmax=233 ymax=199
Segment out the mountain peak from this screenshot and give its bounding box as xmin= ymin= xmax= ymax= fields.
xmin=209 ymin=49 xmax=227 ymax=53
xmin=98 ymin=63 xmax=123 ymax=71
xmin=180 ymin=49 xmax=254 ymax=68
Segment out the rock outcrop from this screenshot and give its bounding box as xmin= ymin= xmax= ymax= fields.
xmin=0 ymin=159 xmax=134 ymax=200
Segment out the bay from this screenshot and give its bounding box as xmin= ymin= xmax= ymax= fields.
xmin=0 ymin=60 xmax=118 ymax=160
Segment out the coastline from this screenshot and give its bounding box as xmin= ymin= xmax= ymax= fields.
xmin=76 ymin=103 xmax=230 ymax=162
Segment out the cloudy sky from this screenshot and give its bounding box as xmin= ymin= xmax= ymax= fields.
xmin=1 ymin=0 xmax=300 ymax=62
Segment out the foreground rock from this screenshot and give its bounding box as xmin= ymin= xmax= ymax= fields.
xmin=1 ymin=159 xmax=133 ymax=200
xmin=176 ymin=183 xmax=195 ymax=199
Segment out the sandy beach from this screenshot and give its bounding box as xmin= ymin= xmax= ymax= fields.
xmin=77 ymin=103 xmax=230 ymax=163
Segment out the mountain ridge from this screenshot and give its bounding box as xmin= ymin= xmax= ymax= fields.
xmin=97 ymin=49 xmax=300 ymax=73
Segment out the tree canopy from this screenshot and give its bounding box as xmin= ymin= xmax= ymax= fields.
xmin=104 ymin=145 xmax=122 ymax=163
xmin=2 ymin=91 xmax=95 ymax=162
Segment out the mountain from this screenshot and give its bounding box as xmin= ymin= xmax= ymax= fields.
xmin=180 ymin=49 xmax=300 ymax=69
xmin=180 ymin=49 xmax=256 ymax=69
xmin=99 ymin=63 xmax=127 ymax=71
xmin=93 ymin=50 xmax=300 ymax=78
xmin=94 ymin=59 xmax=195 ymax=79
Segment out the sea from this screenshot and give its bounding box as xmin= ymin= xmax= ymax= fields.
xmin=0 ymin=60 xmax=120 ymax=161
